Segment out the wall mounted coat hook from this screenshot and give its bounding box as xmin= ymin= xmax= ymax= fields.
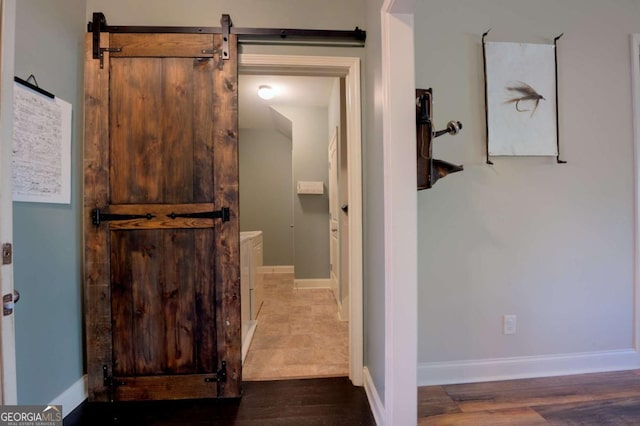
xmin=416 ymin=88 xmax=464 ymax=190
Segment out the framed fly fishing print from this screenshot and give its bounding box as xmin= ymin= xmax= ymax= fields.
xmin=482 ymin=32 xmax=564 ymax=163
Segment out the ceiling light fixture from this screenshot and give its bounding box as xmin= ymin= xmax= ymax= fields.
xmin=257 ymin=85 xmax=275 ymax=100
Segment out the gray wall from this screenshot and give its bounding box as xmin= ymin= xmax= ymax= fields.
xmin=416 ymin=0 xmax=639 ymax=366
xmin=239 ymin=128 xmax=294 ymax=266
xmin=13 ymin=0 xmax=85 ymax=404
xmin=274 ymin=106 xmax=330 ymax=279
xmin=363 ymin=0 xmax=387 ymax=401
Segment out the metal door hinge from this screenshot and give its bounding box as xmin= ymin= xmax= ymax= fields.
xmin=3 ymin=293 xmax=12 ymax=316
xmin=3 ymin=290 xmax=19 ymax=316
xmin=204 ymin=360 xmax=227 ymax=383
xmin=2 ymin=243 xmax=11 ymax=265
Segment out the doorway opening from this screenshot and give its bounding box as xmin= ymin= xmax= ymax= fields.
xmin=237 ymin=55 xmax=363 ymax=385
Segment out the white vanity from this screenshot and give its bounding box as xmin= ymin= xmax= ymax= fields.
xmin=240 ymin=231 xmax=263 ymax=363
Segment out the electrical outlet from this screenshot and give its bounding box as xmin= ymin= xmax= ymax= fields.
xmin=503 ymin=314 xmax=517 ymax=335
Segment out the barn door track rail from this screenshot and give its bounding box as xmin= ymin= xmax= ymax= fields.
xmin=88 ymin=11 xmax=366 ymax=65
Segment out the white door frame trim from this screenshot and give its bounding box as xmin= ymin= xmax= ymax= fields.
xmin=0 ymin=0 xmax=17 ymax=404
xmin=239 ymin=54 xmax=364 ymax=386
xmin=630 ymin=33 xmax=640 ymax=353
xmin=381 ymin=0 xmax=417 ymax=425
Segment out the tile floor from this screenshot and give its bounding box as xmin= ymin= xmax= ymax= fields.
xmin=242 ymin=273 xmax=349 ymax=381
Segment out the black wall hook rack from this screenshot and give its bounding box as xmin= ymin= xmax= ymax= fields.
xmin=416 ymin=88 xmax=464 ymax=190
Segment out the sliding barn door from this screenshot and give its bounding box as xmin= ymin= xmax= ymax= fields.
xmin=84 ymin=31 xmax=240 ymax=401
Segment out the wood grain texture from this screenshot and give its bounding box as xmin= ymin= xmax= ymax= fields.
xmin=113 ymin=374 xmax=219 ymax=401
xmin=66 ymin=377 xmax=376 ymax=425
xmin=212 ymin=33 xmax=242 ymax=398
xmin=86 ymin=30 xmax=239 ymax=402
xmin=84 ymin=32 xmax=113 ymax=402
xmin=445 ymin=370 xmax=640 ymax=413
xmin=419 ymin=407 xmax=548 ymax=426
xmin=420 ymin=370 xmax=640 ymax=425
xmin=111 ymin=33 xmax=214 ymax=58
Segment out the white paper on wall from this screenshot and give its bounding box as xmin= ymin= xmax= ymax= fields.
xmin=12 ymin=82 xmax=72 ymax=204
xmin=486 ymin=41 xmax=557 ymax=156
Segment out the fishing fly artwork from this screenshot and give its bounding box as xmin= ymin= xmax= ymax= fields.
xmin=484 ymin=40 xmax=558 ymax=157
xmin=505 ymin=81 xmax=545 ymax=118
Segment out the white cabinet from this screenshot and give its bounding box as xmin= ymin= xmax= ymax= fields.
xmin=240 ymin=231 xmax=263 ymax=363
xmin=250 ymin=233 xmax=264 ymax=319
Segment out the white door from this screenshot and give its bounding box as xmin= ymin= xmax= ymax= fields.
xmin=328 ymin=127 xmax=339 ymax=302
xmin=0 ymin=0 xmax=18 ymax=404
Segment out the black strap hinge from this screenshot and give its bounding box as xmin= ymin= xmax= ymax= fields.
xmin=167 ymin=207 xmax=230 ymax=222
xmin=92 ymin=208 xmax=154 ymax=226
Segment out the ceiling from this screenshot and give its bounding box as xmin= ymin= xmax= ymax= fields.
xmin=238 ymin=74 xmax=337 ymax=132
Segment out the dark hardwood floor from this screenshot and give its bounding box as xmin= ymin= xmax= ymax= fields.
xmin=419 ymin=369 xmax=640 ymax=425
xmin=64 ymin=377 xmax=375 ymax=426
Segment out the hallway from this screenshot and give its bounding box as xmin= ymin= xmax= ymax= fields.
xmin=243 ymin=273 xmax=349 ymax=381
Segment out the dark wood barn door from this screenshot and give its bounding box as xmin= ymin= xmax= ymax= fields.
xmin=83 ymin=32 xmax=240 ymax=401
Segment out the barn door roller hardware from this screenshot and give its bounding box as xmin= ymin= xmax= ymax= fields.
xmin=88 ymin=12 xmax=366 ymax=63
xmin=416 ymin=88 xmax=464 ymax=190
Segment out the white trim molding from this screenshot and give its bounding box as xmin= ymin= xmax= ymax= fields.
xmin=418 ymin=349 xmax=640 ymax=386
xmin=363 ymin=367 xmax=385 ymax=426
xmin=49 ymin=375 xmax=88 ymax=418
xmin=293 ymin=278 xmax=332 ymax=289
xmin=630 ymin=33 xmax=640 ymax=352
xmin=258 ymin=265 xmax=294 ymax=275
xmin=239 ymin=54 xmax=364 ymax=387
xmin=381 ymin=0 xmax=418 ymax=425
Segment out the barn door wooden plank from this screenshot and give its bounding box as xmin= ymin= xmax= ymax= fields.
xmin=212 ymin=33 xmax=241 ymax=397
xmin=85 ymin=30 xmax=240 ymax=402
xmin=110 ymin=33 xmax=214 ymax=58
xmin=84 ymin=32 xmax=113 ymax=402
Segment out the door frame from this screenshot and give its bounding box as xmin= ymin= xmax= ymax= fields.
xmin=381 ymin=0 xmax=418 ymax=425
xmin=239 ymin=54 xmax=364 ymax=386
xmin=0 ymin=0 xmax=17 ymax=405
xmin=631 ymin=33 xmax=640 ymax=353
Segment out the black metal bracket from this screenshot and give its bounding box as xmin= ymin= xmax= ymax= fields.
xmin=167 ymin=207 xmax=230 ymax=222
xmin=482 ymin=29 xmax=493 ymax=165
xmin=89 ymin=12 xmax=122 ymax=69
xmin=92 ymin=208 xmax=154 ymax=226
xmin=221 ymin=14 xmax=232 ymax=60
xmin=204 ymin=360 xmax=227 ymax=383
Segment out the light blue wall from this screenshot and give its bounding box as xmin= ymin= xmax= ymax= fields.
xmin=363 ymin=0 xmax=386 ymax=401
xmin=13 ymin=0 xmax=85 ymax=404
xmin=274 ymin=106 xmax=331 ymax=279
xmin=239 ymin=128 xmax=294 ymax=266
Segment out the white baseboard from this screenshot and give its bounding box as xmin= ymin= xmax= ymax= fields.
xmin=363 ymin=367 xmax=384 ymax=426
xmin=418 ymin=349 xmax=640 ymax=386
xmin=49 ymin=374 xmax=87 ymax=418
xmin=242 ymin=320 xmax=258 ymax=365
xmin=294 ymin=278 xmax=332 ymax=289
xmin=259 ymin=265 xmax=294 ymax=274
xmin=338 ymin=295 xmax=349 ymax=322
